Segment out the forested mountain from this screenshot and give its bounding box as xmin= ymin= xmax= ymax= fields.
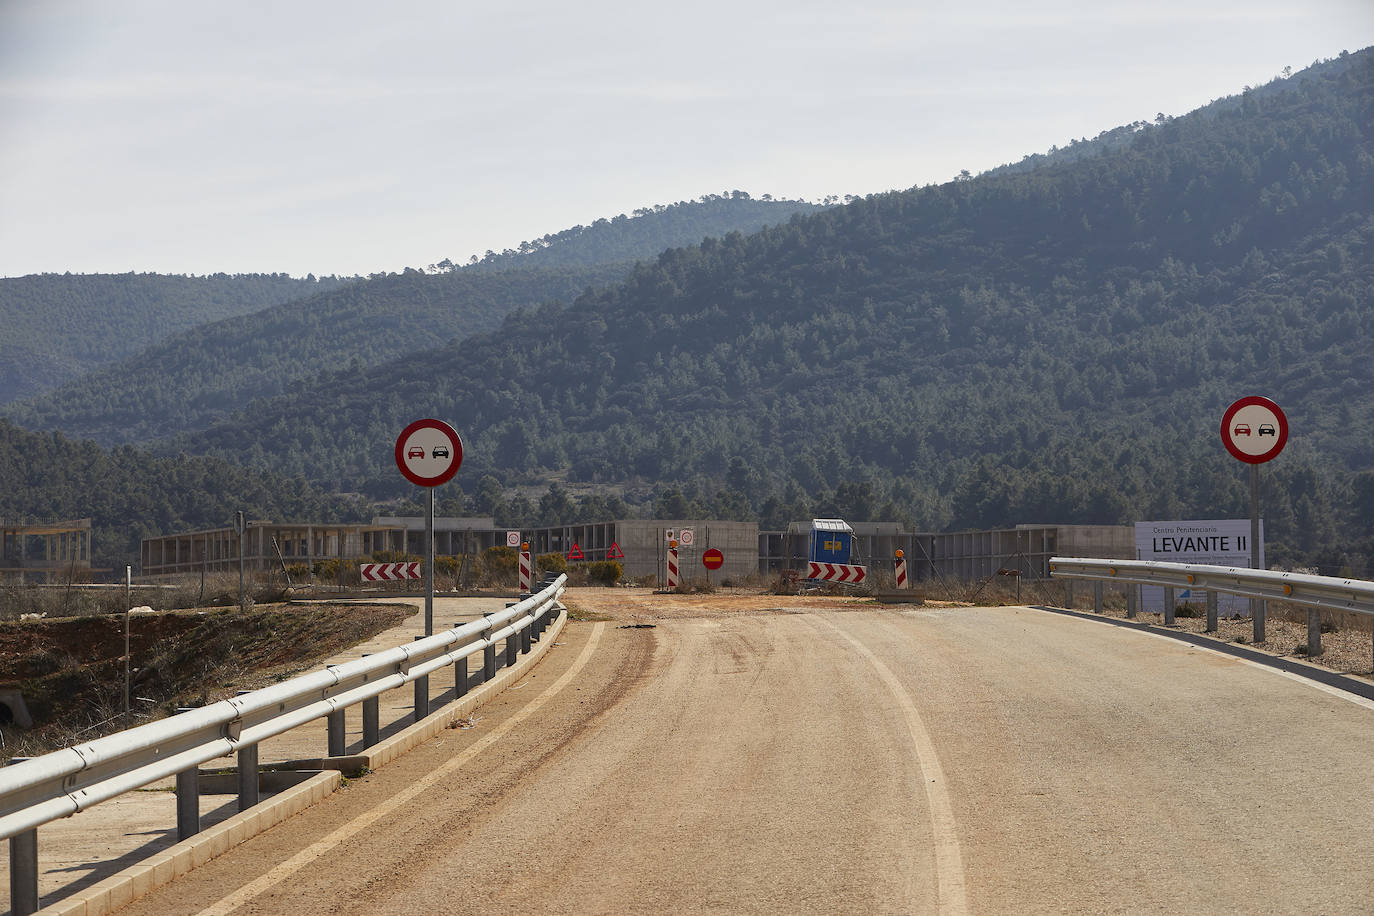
xmin=0 ymin=272 xmax=347 ymax=405
xmin=0 ymin=419 xmax=367 ymax=572
xmin=163 ymin=49 xmax=1374 ymax=575
xmin=8 ymin=197 xmax=820 ymax=446
xmin=461 ymin=193 xmax=828 ymax=271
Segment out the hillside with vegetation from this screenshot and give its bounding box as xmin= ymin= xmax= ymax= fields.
xmin=0 ymin=272 xmax=348 ymax=405
xmin=7 ymin=196 xmax=821 ymax=446
xmin=162 ymin=50 xmax=1374 ymax=576
xmin=0 ymin=418 xmax=369 ymax=572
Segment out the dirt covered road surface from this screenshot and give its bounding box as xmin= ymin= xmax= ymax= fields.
xmin=117 ymin=589 xmax=1374 ymax=914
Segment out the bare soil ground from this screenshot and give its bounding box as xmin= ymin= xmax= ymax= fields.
xmin=0 ymin=602 xmax=413 ymax=756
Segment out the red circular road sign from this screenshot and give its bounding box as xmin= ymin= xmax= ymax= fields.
xmin=702 ymin=548 xmax=724 ymax=570
xmin=1220 ymin=396 xmax=1288 ymax=464
xmin=394 ymin=418 xmax=463 ymax=487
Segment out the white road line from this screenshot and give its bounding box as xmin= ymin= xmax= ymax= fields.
xmin=810 ymin=614 xmax=969 ymax=916
xmin=195 ymin=622 xmax=606 ymax=916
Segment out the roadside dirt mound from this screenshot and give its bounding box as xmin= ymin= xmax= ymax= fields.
xmin=0 ymin=602 xmax=412 ymax=756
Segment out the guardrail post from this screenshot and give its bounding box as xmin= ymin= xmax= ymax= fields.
xmin=175 ymin=767 xmax=200 ymax=841
xmin=362 ymin=695 xmax=380 ymax=748
xmin=233 ymin=690 xmax=258 ymax=811
xmin=1125 ymin=585 xmax=1137 ymax=619
xmin=483 ymin=614 xmax=496 ymax=682
xmin=413 ymin=636 xmax=429 ymax=721
xmin=1092 ymin=581 xmax=1103 ymax=614
xmin=1064 ymin=580 xmax=1074 ymax=608
xmin=174 ymin=707 xmax=201 ymax=841
xmin=237 ymin=742 xmax=259 ymax=810
xmin=360 ymin=653 xmax=380 ymax=748
xmin=1308 ymin=609 xmax=1323 ymax=657
xmin=327 ymin=708 xmax=346 ymax=757
xmin=1206 ymin=591 xmax=1218 ymax=632
xmin=1163 ymin=587 xmax=1175 ymax=626
xmin=1253 ymin=599 xmax=1266 ymax=643
xmin=9 ymin=827 xmax=38 ymax=916
xmin=521 ymin=613 xmax=532 ymax=654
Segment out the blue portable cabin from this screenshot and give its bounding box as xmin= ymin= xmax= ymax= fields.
xmin=806 ymin=518 xmax=853 ymax=567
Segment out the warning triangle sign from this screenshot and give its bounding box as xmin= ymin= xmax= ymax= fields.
xmin=566 ymin=543 xmax=585 ymax=561
xmin=607 ymin=541 xmax=625 ymax=559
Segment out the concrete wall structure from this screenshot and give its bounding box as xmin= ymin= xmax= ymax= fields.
xmin=759 ymin=523 xmax=1134 ymax=583
xmin=524 ymin=519 xmax=759 ymax=582
xmin=1 ymin=518 xmax=93 ymax=583
xmin=142 ymin=517 xmax=1131 ymax=585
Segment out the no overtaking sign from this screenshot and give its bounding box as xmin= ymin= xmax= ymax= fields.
xmin=395 ymin=418 xmax=463 ymax=487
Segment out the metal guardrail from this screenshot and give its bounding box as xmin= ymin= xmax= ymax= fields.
xmin=1049 ymin=556 xmax=1374 ymax=652
xmin=1 ymin=575 xmax=566 ymax=914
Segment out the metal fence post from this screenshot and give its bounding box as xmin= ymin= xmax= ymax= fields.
xmin=1206 ymin=591 xmax=1218 ymax=632
xmin=413 ymin=636 xmax=429 ymax=722
xmin=1092 ymin=581 xmax=1103 ymax=614
xmin=1308 ymin=609 xmax=1323 ymax=657
xmin=9 ymin=827 xmax=38 ymax=916
xmin=1163 ymin=587 xmax=1176 ymax=626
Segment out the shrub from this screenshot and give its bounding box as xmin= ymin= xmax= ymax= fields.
xmin=585 ymin=560 xmax=622 ymax=586
xmin=480 ymin=546 xmax=518 ymax=586
xmin=537 ymin=553 xmax=567 ymax=575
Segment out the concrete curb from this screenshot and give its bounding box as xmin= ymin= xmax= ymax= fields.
xmin=41 ymin=770 xmax=341 ymax=916
xmin=38 ymin=606 xmax=568 ymax=916
xmin=363 ymin=606 xmax=568 ymax=770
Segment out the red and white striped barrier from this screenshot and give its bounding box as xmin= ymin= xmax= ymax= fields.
xmin=806 ymin=562 xmax=867 ymax=584
xmin=359 ymin=562 xmax=421 ymax=582
xmin=666 ymin=546 xmax=679 ymax=590
xmin=895 ymin=556 xmax=908 ymax=589
xmin=519 ymin=548 xmax=532 ymax=593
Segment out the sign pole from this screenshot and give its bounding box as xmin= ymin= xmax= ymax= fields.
xmin=1251 ymin=463 xmax=1263 ymax=642
xmin=124 ymin=565 xmax=132 ymax=730
xmin=1219 ymin=395 xmax=1286 ymax=643
xmin=425 ymin=487 xmax=435 ymax=637
xmin=394 ymin=418 xmax=463 ymax=638
xmin=235 ymin=510 xmax=246 ymax=614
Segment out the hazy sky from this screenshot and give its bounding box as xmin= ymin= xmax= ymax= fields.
xmin=2 ymin=0 xmax=1371 ymax=278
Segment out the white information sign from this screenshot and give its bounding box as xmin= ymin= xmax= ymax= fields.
xmin=1134 ymin=519 xmax=1264 ymax=615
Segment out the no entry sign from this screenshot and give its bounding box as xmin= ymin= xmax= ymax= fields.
xmin=702 ymin=548 xmax=724 ymax=570
xmin=395 ymin=418 xmax=463 ymax=487
xmin=1220 ymin=397 xmax=1288 ymax=464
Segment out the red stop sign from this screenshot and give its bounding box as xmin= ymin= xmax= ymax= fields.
xmin=702 ymin=548 xmax=724 ymax=570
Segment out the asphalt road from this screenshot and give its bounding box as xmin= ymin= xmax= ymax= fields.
xmin=118 ymin=598 xmax=1374 ymax=914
